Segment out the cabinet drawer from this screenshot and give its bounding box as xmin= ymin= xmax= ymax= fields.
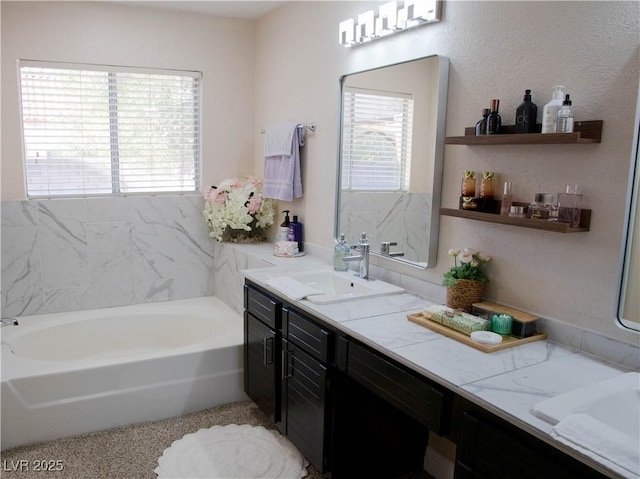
xmin=244 ymin=284 xmax=281 ymax=330
xmin=339 ymin=336 xmax=450 ymax=434
xmin=286 ymin=308 xmax=333 ymax=364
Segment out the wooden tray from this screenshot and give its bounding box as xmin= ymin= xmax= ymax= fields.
xmin=407 ymin=313 xmax=547 ymax=353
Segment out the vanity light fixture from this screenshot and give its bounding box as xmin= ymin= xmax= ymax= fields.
xmin=339 ymin=0 xmax=441 ymax=47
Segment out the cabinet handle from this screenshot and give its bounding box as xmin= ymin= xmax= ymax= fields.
xmin=281 ymin=349 xmax=293 ymax=379
xmin=263 ymin=337 xmax=273 ymax=365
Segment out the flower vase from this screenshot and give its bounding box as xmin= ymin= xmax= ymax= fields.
xmin=446 ymin=279 xmax=485 ymax=313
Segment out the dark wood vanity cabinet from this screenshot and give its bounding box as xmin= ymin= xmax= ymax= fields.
xmin=336 ymin=335 xmax=451 ymax=435
xmin=280 ymin=307 xmax=334 ymax=472
xmin=244 ymin=283 xmax=333 ymax=473
xmin=244 ymin=281 xmax=609 ymax=478
xmin=451 ymin=396 xmax=609 ymax=479
xmin=243 ymin=285 xmax=282 ymax=424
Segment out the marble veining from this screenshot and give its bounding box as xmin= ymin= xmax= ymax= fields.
xmin=1 ymin=195 xmax=214 ymax=317
xmin=340 ymin=191 xmax=430 ymax=262
xmin=460 ymin=353 xmax=628 ymax=434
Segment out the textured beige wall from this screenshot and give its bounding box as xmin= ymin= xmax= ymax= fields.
xmin=1 ymin=1 xmax=256 ymax=200
xmin=254 ymin=1 xmax=640 ymax=343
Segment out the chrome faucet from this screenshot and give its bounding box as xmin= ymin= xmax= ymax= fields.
xmin=343 ymin=232 xmax=371 ymax=280
xmin=1 ymin=318 xmax=18 ymax=327
xmin=380 ymin=241 xmax=405 ymax=258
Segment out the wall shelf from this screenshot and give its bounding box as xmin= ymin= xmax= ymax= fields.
xmin=445 ymin=120 xmax=603 ymax=145
xmin=440 ymin=206 xmax=591 ymax=233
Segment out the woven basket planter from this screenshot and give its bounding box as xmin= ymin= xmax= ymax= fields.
xmin=446 ymin=279 xmax=485 ymax=313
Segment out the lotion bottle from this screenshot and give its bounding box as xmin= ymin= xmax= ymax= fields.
xmin=541 ymin=86 xmax=565 ymax=134
xmin=279 ymin=210 xmax=291 ymax=242
xmin=288 ymin=215 xmax=303 ymax=252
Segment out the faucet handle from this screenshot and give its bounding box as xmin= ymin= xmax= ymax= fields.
xmin=359 ymin=232 xmax=369 ymax=244
xmin=380 ymin=241 xmax=397 ymax=255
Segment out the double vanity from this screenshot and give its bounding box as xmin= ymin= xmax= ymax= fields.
xmin=240 ymin=248 xmax=637 ymax=479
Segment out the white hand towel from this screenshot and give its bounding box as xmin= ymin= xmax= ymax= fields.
xmin=550 ymin=413 xmax=640 ymax=478
xmin=266 ymin=276 xmax=324 ymax=301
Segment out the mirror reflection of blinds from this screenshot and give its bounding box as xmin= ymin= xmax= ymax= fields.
xmin=342 ymin=86 xmax=414 ymax=191
xmin=19 ymin=61 xmax=202 ymax=197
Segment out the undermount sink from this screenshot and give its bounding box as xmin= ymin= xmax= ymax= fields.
xmin=267 ymin=270 xmax=404 ymax=304
xmin=532 ymin=372 xmax=640 ymax=440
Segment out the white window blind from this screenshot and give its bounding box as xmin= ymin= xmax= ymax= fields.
xmin=341 ymin=87 xmax=414 ymax=191
xmin=19 ymin=61 xmax=201 ymax=197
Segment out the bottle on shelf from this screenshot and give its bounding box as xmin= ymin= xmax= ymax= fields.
xmin=486 ymin=99 xmax=501 ymax=135
xmin=557 ymin=184 xmax=582 ymax=227
xmin=541 ymin=85 xmax=565 ymax=134
xmin=475 ymin=109 xmax=490 ymax=135
xmin=499 ymin=181 xmax=513 ymax=216
xmin=526 ymin=193 xmax=554 ymax=220
xmin=515 ymin=89 xmax=538 ymax=134
xmin=556 ymin=94 xmax=574 ymax=133
xmin=333 ymin=234 xmax=350 ymax=271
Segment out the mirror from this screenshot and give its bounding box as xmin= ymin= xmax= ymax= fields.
xmin=335 ymin=55 xmax=449 ymax=268
xmin=617 ymin=83 xmax=640 ymax=332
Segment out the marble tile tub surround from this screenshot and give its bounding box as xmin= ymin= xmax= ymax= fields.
xmin=339 ymin=191 xmax=430 ymax=264
xmin=1 ymin=195 xmax=215 ymax=317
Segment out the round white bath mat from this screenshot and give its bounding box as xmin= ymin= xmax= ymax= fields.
xmin=155 ymin=424 xmax=308 ymax=478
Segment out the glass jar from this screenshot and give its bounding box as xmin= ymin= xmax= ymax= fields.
xmin=557 ymin=184 xmax=582 ymax=227
xmin=527 ymin=193 xmax=554 ymax=220
xmin=479 ymin=172 xmax=496 ymax=200
xmin=461 ymin=170 xmax=476 ymax=197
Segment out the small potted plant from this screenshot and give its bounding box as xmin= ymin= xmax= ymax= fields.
xmin=203 ymin=176 xmax=275 ymax=242
xmin=443 ymin=248 xmax=491 ymax=312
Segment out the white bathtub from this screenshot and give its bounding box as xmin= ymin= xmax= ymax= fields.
xmin=1 ymin=297 xmax=247 ymax=450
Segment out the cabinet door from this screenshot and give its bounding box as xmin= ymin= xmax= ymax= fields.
xmin=455 ymin=411 xmax=608 ymax=479
xmin=282 ymin=339 xmax=330 ymax=473
xmin=244 ymin=312 xmax=279 ymax=423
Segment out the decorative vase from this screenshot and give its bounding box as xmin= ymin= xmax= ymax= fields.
xmin=446 ymin=279 xmax=485 ymax=313
xmin=221 ymin=227 xmax=266 ymax=243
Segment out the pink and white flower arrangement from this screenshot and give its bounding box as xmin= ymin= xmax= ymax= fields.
xmin=442 ymin=247 xmax=491 ymax=287
xmin=203 ymin=177 xmax=275 ymax=242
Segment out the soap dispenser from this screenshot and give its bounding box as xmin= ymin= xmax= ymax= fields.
xmin=279 ymin=210 xmax=291 ymax=242
xmin=541 ymin=85 xmax=565 ymax=134
xmin=333 ymin=234 xmax=350 ymax=272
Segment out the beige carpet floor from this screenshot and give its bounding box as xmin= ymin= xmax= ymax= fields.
xmin=0 ymin=401 xmax=323 ymax=479
xmin=1 ymin=400 xmax=433 ymax=479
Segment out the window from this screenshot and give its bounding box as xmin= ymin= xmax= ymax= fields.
xmin=19 ymin=61 xmax=201 ymax=197
xmin=341 ymin=87 xmax=414 ymax=191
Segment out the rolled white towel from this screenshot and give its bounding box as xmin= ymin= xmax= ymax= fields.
xmin=551 ymin=413 xmax=640 ymax=478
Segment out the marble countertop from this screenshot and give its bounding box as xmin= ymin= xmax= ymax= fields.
xmin=240 ymin=248 xmax=634 ymax=477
